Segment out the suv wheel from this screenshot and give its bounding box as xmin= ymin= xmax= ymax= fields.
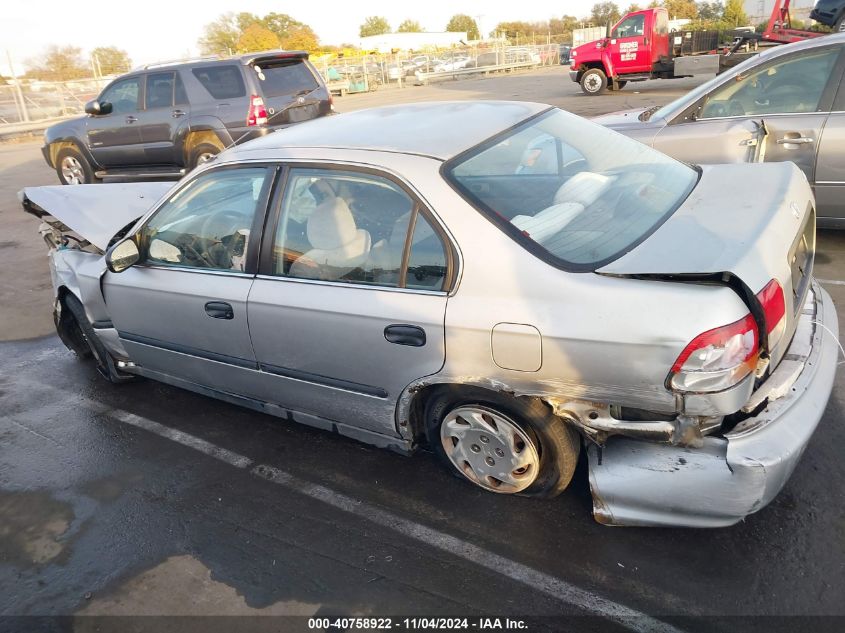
xmin=837 ymin=15 xmax=845 ymax=31
xmin=56 ymin=146 xmax=94 ymax=185
xmin=189 ymin=143 xmax=223 ymax=170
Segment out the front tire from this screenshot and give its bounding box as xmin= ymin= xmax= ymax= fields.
xmin=425 ymin=387 xmax=580 ymax=498
xmin=836 ymin=15 xmax=845 ymax=31
xmin=580 ymin=68 xmax=607 ymax=96
xmin=62 ymin=294 xmax=134 ymax=384
xmin=55 ymin=146 xmax=94 ymax=185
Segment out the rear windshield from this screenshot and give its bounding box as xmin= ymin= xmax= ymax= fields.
xmin=192 ymin=65 xmax=246 ymax=99
xmin=444 ymin=109 xmax=698 ymax=271
xmin=253 ymin=60 xmax=319 ymax=97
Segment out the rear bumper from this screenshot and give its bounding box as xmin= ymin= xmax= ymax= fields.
xmin=588 ymin=282 xmax=838 ymax=527
xmin=809 ymin=8 xmax=836 ymax=25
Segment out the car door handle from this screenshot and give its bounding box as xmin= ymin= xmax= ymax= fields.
xmin=205 ymin=301 xmax=234 ymax=319
xmin=125 ymin=115 xmax=138 ymax=123
xmin=384 ymin=324 xmax=426 ymax=347
xmin=776 ymin=136 xmax=814 ymax=145
xmin=172 ymin=109 xmax=186 ymax=118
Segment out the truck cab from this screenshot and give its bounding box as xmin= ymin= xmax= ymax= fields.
xmin=569 ymin=8 xmax=670 ymax=94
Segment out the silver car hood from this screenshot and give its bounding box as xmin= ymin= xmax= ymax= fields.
xmin=591 ymin=107 xmax=652 ymax=128
xmin=19 ymin=182 xmax=173 ymax=251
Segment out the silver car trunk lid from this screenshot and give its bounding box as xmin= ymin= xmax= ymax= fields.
xmin=19 ymin=182 xmax=173 ymax=251
xmin=599 ymin=161 xmax=815 ymax=369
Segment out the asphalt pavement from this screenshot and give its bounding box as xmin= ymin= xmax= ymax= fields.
xmin=2 ymin=65 xmax=844 ymax=633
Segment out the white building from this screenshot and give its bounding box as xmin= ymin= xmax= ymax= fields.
xmin=358 ymin=32 xmax=468 ymax=53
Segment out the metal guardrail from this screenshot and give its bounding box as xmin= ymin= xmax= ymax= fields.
xmin=413 ymin=61 xmax=540 ymax=85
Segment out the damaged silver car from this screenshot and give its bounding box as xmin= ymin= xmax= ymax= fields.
xmin=21 ymin=101 xmax=838 ymax=527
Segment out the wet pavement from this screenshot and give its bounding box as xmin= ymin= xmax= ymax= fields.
xmin=2 ymin=67 xmax=845 ymax=632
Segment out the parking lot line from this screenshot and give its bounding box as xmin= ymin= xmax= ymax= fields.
xmin=8 ymin=375 xmax=684 ymax=633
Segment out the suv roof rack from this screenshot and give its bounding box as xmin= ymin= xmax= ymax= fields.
xmin=134 ymin=55 xmax=224 ymax=70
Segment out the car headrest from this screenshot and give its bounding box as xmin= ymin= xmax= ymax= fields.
xmin=307 ymin=196 xmax=360 ymax=251
xmin=553 ymin=172 xmax=614 ymax=207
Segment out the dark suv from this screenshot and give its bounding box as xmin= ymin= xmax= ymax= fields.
xmin=43 ymin=51 xmax=332 ymax=184
xmin=810 ymin=0 xmax=845 ymax=31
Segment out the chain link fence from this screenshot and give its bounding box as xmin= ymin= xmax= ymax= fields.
xmin=0 ymin=77 xmax=111 ymax=129
xmin=0 ymin=43 xmax=563 ymax=132
xmin=314 ymin=44 xmax=562 ymax=95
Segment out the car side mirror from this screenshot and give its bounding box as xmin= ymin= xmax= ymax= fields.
xmin=106 ymin=238 xmax=140 ymax=273
xmin=85 ymin=99 xmax=112 ymax=115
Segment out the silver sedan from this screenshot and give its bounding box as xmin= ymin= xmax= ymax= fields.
xmin=21 ymin=101 xmax=838 ymax=527
xmin=594 ymin=34 xmax=845 ymax=227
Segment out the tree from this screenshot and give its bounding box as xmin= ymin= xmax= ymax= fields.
xmin=549 ymin=15 xmax=579 ymax=35
xmin=90 ymin=46 xmax=131 ymax=76
xmin=281 ymin=25 xmax=320 ymax=51
xmin=664 ymin=0 xmax=698 ymax=18
xmin=493 ymin=20 xmax=538 ymax=39
xmin=590 ymin=2 xmax=622 ymax=25
xmin=696 ymin=1 xmax=724 ymax=20
xmin=236 ymin=24 xmax=281 ymax=52
xmin=446 ymin=14 xmax=480 ymax=40
xmin=199 ymin=12 xmax=315 ymax=55
xmin=397 ymin=19 xmax=423 ymax=33
xmin=359 ymin=16 xmax=391 ymax=37
xmin=25 ymin=45 xmax=88 ymax=81
xmin=625 ymin=3 xmax=643 ymax=12
xmin=722 ymin=0 xmax=747 ymax=25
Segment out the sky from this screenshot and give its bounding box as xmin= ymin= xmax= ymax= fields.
xmin=1 ymin=0 xmax=597 ymax=76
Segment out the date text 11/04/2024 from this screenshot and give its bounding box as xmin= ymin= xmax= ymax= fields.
xmin=308 ymin=618 xmax=528 ymax=630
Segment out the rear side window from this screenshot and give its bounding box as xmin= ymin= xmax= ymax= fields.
xmin=192 ymin=65 xmax=246 ymax=99
xmin=253 ymin=60 xmax=319 ymax=97
xmin=146 ymin=72 xmax=174 ymax=109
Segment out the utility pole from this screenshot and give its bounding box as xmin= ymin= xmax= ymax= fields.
xmin=5 ymin=49 xmax=29 ymax=122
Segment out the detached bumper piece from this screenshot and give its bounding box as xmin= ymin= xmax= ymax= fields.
xmin=588 ymin=283 xmax=837 ymax=527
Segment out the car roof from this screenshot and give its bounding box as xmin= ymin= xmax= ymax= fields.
xmin=228 ymin=100 xmax=551 ymax=160
xmin=753 ymin=31 xmax=845 ymax=61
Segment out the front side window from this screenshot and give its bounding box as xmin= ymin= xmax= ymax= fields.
xmin=699 ymin=47 xmax=840 ymax=118
xmin=272 ymin=168 xmax=448 ymax=290
xmin=140 ymin=167 xmax=271 ymax=272
xmin=100 ymin=77 xmax=141 ymax=114
xmin=612 ymin=15 xmax=645 ymax=38
xmin=445 ymin=109 xmax=697 ymax=270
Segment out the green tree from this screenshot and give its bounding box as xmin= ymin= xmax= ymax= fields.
xmin=549 ymin=15 xmax=579 ymax=34
xmin=90 ymin=46 xmax=131 ymax=76
xmin=625 ymin=3 xmax=643 ymax=12
xmin=198 ymin=13 xmax=241 ymax=54
xmin=590 ymin=2 xmax=622 ymax=25
xmin=397 ymin=19 xmax=423 ymax=33
xmin=696 ymin=1 xmax=724 ymax=20
xmin=493 ymin=20 xmax=536 ymax=39
xmin=664 ymin=0 xmax=698 ymax=18
xmin=359 ymin=16 xmax=391 ymax=37
xmin=199 ymin=12 xmax=315 ymax=55
xmin=722 ymin=0 xmax=747 ymax=24
xmin=236 ymin=24 xmax=281 ymax=52
xmin=262 ymin=12 xmax=308 ymax=40
xmin=446 ymin=14 xmax=480 ymax=39
xmin=25 ymin=45 xmax=88 ymax=81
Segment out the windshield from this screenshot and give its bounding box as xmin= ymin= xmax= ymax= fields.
xmin=444 ymin=109 xmax=698 ymax=270
xmin=649 ymin=52 xmax=765 ymax=121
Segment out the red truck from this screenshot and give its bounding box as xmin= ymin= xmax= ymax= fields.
xmin=569 ymin=3 xmax=828 ymax=95
xmin=568 ymin=8 xmax=750 ymax=94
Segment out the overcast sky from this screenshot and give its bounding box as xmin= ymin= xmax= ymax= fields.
xmin=1 ymin=0 xmax=596 ymax=76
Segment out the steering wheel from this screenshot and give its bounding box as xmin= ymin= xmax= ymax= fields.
xmin=196 ymin=209 xmax=249 ymax=268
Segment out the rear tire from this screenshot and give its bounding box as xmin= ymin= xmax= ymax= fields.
xmin=188 ymin=142 xmax=223 ymax=170
xmin=55 ymin=146 xmax=95 ymax=185
xmin=424 ymin=386 xmax=580 ymax=498
xmin=580 ymin=68 xmax=607 ymax=95
xmin=836 ymin=15 xmax=845 ymax=32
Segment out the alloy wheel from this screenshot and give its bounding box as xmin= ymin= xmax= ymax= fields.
xmin=61 ymin=156 xmax=86 ymax=184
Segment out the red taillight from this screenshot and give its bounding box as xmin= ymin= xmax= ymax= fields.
xmin=756 ymin=279 xmax=786 ymax=348
xmin=247 ymin=94 xmax=267 ymax=126
xmin=671 ymin=314 xmax=759 ymax=373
